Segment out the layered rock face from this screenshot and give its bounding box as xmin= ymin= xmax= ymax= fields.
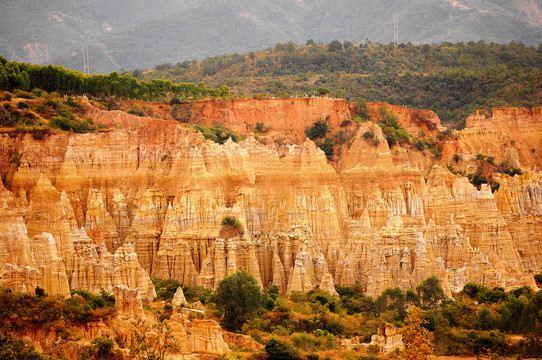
xmin=459 ymin=107 xmax=542 ymax=170
xmin=188 ymin=97 xmax=352 ymax=142
xmin=0 ymin=99 xmax=540 ymax=298
xmin=168 ymin=312 xmax=229 ymax=354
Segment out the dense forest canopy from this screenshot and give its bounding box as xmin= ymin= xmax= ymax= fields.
xmin=132 ymin=41 xmax=542 ymax=128
xmin=0 ymin=57 xmax=229 ymax=101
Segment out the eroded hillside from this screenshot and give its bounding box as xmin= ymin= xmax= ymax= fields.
xmin=1 ymin=97 xmax=541 ymax=302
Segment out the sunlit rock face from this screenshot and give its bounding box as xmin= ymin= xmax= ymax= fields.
xmin=0 ymin=99 xmax=540 ymax=297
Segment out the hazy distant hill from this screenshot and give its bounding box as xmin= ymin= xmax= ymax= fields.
xmin=1 ymin=0 xmax=541 ymax=74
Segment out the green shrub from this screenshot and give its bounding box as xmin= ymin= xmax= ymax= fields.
xmin=0 ymin=335 xmax=45 ymax=360
xmin=476 ymin=307 xmax=497 ymax=330
xmin=265 ymin=338 xmax=301 ymax=360
xmin=71 ymin=289 xmax=113 ymax=309
xmin=463 ymin=283 xmax=482 ymax=298
xmin=17 ymin=101 xmax=29 ymax=109
xmin=305 ymin=117 xmax=330 ymax=140
xmin=315 ymin=137 xmax=334 ymax=160
xmin=34 ymin=287 xmax=46 ymax=297
xmin=367 ymin=344 xmax=380 ymax=354
xmin=9 ymin=152 xmax=21 ymax=164
xmin=292 ymin=332 xmax=316 ymax=351
xmin=217 ymin=271 xmax=261 ymax=330
xmin=363 ymin=131 xmax=374 ymax=139
xmin=61 ymin=295 xmax=96 ymax=323
xmin=49 ymin=116 xmax=74 ymax=131
xmin=31 ymin=128 xmax=50 ymax=140
xmin=416 ymin=275 xmax=445 ymax=309
xmin=221 ymin=216 xmax=244 ymax=234
xmin=316 ymin=87 xmax=331 ymax=96
xmin=255 ymin=122 xmax=268 ymax=133
xmin=14 ymin=90 xmax=35 ymax=99
xmin=183 ymin=285 xmax=216 ymax=304
xmin=92 ymin=336 xmax=115 ymax=355
xmin=152 ymin=279 xmax=182 ymax=301
xmin=290 ymin=291 xmax=308 ymax=303
xmin=194 ymin=124 xmax=244 ymax=144
xmin=352 ymin=98 xmax=372 ymax=120
xmin=308 ymin=289 xmax=338 ymax=313
xmin=477 ymin=287 xmax=507 ymax=304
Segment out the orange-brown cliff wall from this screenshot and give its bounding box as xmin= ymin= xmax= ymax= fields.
xmin=188 ymin=97 xmax=352 ymax=141
xmin=1 ymin=98 xmax=541 ymax=298
xmin=459 ymin=107 xmax=542 ymax=170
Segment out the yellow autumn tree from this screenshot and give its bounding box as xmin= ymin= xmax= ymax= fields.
xmin=400 ymin=307 xmax=434 ymax=360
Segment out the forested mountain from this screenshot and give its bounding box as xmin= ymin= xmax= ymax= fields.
xmin=1 ymin=0 xmax=541 ymax=74
xmin=133 ymin=41 xmax=542 ymax=127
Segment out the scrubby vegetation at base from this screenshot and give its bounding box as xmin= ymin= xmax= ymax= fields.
xmin=0 ymin=335 xmax=46 ymax=360
xmin=0 ymin=287 xmax=118 ymax=359
xmin=0 ymin=288 xmax=115 ymax=329
xmin=2 ymin=275 xmax=542 ymax=359
xmin=149 ymin=273 xmax=542 ymax=359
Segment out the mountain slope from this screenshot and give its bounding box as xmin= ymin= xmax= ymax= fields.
xmin=1 ymin=0 xmax=541 ymax=74
xmin=0 ymin=0 xmax=194 ymax=64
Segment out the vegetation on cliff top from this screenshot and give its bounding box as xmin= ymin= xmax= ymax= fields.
xmin=133 ymin=41 xmax=541 ymax=128
xmin=0 ymin=56 xmax=229 ymax=102
xmin=0 ymin=89 xmax=106 ymax=137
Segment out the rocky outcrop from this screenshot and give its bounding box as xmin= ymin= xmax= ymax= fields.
xmin=70 ymin=235 xmax=156 ymax=301
xmin=172 ymin=287 xmax=187 ymax=307
xmin=0 ymin=99 xmax=541 ymax=299
xmin=459 ymin=107 xmax=542 ymax=170
xmin=369 ymin=323 xmax=405 ymax=355
xmin=189 ymin=97 xmax=352 ymax=142
xmin=168 ymin=312 xmax=229 ymax=354
xmin=222 ymin=331 xmax=261 ymax=351
xmin=494 ymin=172 xmax=542 ymax=272
xmin=340 ymin=323 xmax=404 ymax=354
xmin=113 ymin=285 xmax=145 ymax=320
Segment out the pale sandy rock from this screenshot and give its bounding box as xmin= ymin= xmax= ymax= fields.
xmin=168 ymin=312 xmax=229 ymax=354
xmin=460 ymin=107 xmax=542 ymax=170
xmin=29 ymin=233 xmax=70 ymax=297
xmin=1 ymin=100 xmax=541 ymax=299
xmin=369 ymin=323 xmax=405 ymax=354
xmin=70 ymin=230 xmax=156 ymax=301
xmin=172 ymin=287 xmax=187 ymax=307
xmin=85 ymin=188 xmax=121 ymax=251
xmin=112 ymin=243 xmax=157 ymax=301
xmin=113 ymin=285 xmax=145 ymax=320
xmin=24 ymin=176 xmax=75 ymax=266
xmin=494 ymin=172 xmax=542 ymax=272
xmin=0 ymin=182 xmax=70 ymax=296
